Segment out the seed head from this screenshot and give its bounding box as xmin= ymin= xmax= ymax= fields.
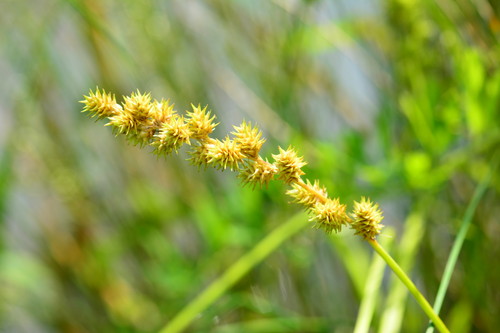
xmin=351 ymin=197 xmax=384 ymax=240
xmin=150 ymin=99 xmax=176 ymax=124
xmin=310 ymin=198 xmax=350 ymax=234
xmin=81 ymin=87 xmax=121 ymax=119
xmin=152 ymin=115 xmax=191 ymax=155
xmin=206 ymin=137 xmax=244 ymax=171
xmin=272 ymin=147 xmax=306 ymax=184
xmin=239 ymin=158 xmax=278 ymax=188
xmin=286 ymin=180 xmax=327 ymax=208
xmin=186 ymin=104 xmax=218 ymax=141
xmin=189 ymin=143 xmax=212 ymax=169
xmin=122 ymin=90 xmax=152 ymax=120
xmin=232 ymin=121 xmax=265 ymax=159
xmin=107 ymin=110 xmax=139 ymax=135
xmin=106 ymin=90 xmax=153 ymax=136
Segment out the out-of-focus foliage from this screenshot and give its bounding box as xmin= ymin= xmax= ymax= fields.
xmin=0 ymin=0 xmax=499 ymax=332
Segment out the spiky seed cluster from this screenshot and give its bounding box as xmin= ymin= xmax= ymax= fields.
xmin=152 ymin=115 xmax=191 ymax=155
xmin=206 ymin=137 xmax=245 ymax=171
xmin=351 ymin=197 xmax=384 ymax=240
xmin=189 ymin=144 xmax=211 ymax=169
xmin=107 ymin=91 xmax=151 ymax=135
xmin=105 ymin=91 xmax=159 ymax=146
xmin=186 ymin=104 xmax=217 ymax=141
xmin=232 ymin=122 xmax=265 ymax=159
xmin=123 ymin=91 xmax=152 ymax=119
xmin=239 ymin=158 xmax=278 ymax=188
xmin=81 ymin=87 xmax=385 ymax=240
xmin=150 ymin=99 xmax=176 ymax=124
xmin=272 ymin=147 xmax=306 ymax=184
xmin=138 ymin=99 xmax=176 ymax=146
xmin=81 ymin=88 xmax=120 ymax=119
xmin=310 ymin=198 xmax=350 ymax=234
xmin=286 ymin=180 xmax=327 ymax=208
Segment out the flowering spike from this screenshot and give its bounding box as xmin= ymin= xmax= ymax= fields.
xmin=80 ymin=87 xmax=121 ymax=119
xmin=188 ymin=143 xmax=212 ymax=169
xmin=151 ymin=115 xmax=191 ymax=155
xmin=239 ymin=158 xmax=278 ymax=188
xmin=206 ymin=137 xmax=244 ymax=171
xmin=122 ymin=90 xmax=152 ymax=119
xmin=81 ymin=89 xmax=386 ymax=242
xmin=232 ymin=121 xmax=265 ymax=159
xmin=350 ymin=197 xmax=384 ymax=240
xmin=272 ymin=146 xmax=306 ymax=184
xmin=310 ymin=198 xmax=350 ymax=234
xmin=186 ymin=104 xmax=218 ymax=141
xmin=106 ymin=110 xmax=138 ymax=135
xmin=105 ymin=90 xmax=153 ymax=136
xmin=150 ymin=99 xmax=176 ymax=123
xmin=286 ymin=180 xmax=327 ymax=208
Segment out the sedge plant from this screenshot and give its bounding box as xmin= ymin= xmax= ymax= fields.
xmin=81 ymin=88 xmax=450 ymax=333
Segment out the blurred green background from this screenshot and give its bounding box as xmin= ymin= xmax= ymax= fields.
xmin=1 ymin=0 xmax=500 ymax=332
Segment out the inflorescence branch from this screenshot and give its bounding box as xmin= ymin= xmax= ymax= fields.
xmin=81 ymin=87 xmax=384 ymax=240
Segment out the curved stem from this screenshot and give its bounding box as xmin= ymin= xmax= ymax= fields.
xmin=368 ymin=239 xmax=450 ymax=333
xmin=158 ymin=212 xmax=309 ymax=333
xmin=296 ymin=178 xmax=448 ymax=331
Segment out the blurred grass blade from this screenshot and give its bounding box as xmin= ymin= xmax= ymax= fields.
xmin=159 ymin=212 xmax=308 ymax=333
xmin=211 ymin=317 xmax=326 ymax=333
xmin=378 ymin=210 xmax=426 ymax=333
xmin=353 ymin=230 xmax=393 ymax=333
xmin=330 ymin=235 xmax=370 ymax=298
xmin=425 ymin=161 xmax=496 ymax=333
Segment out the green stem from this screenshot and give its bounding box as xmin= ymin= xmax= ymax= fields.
xmin=158 ymin=212 xmax=308 ymax=333
xmin=368 ymin=239 xmax=450 ymax=333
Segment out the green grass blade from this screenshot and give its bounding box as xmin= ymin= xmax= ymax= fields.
xmin=158 ymin=212 xmax=308 ymax=333
xmin=329 ymin=235 xmax=370 ymax=298
xmin=425 ymin=165 xmax=495 ymax=333
xmin=353 ymin=231 xmax=393 ymax=333
xmin=378 ymin=209 xmax=426 ymax=333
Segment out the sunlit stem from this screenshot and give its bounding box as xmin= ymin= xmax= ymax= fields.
xmin=368 ymin=239 xmax=450 ymax=333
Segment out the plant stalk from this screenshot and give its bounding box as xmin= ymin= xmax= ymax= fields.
xmin=368 ymin=239 xmax=450 ymax=333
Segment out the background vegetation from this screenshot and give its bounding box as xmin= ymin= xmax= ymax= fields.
xmin=1 ymin=0 xmax=499 ymax=332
